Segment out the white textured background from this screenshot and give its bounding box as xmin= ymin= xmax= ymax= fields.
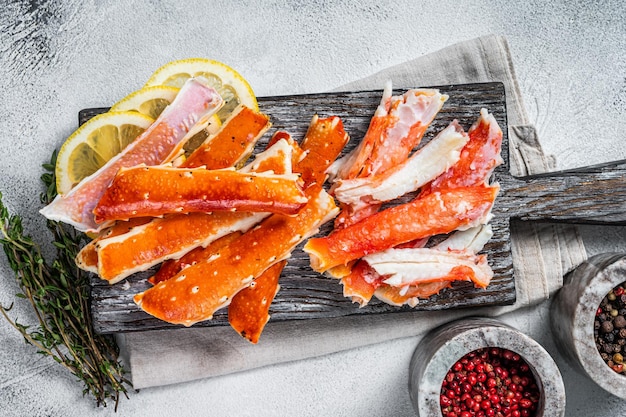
xmin=1 ymin=1 xmax=625 ymax=415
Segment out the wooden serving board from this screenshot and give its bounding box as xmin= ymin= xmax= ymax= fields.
xmin=84 ymin=82 xmax=626 ymax=334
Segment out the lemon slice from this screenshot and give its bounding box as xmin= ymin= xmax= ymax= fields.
xmin=143 ymin=58 xmax=257 ymax=121
xmin=56 ymin=111 xmax=154 ymax=195
xmin=110 ymin=85 xmax=180 ymax=119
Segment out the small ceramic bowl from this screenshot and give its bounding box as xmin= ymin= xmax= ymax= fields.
xmin=409 ymin=317 xmax=566 ymax=416
xmin=551 ymin=252 xmax=626 ymax=398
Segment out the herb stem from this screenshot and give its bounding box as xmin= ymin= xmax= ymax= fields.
xmin=0 ymin=151 xmax=130 ymax=409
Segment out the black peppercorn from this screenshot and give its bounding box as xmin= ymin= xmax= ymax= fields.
xmin=595 ymin=282 xmax=626 ymax=374
xmin=602 ymin=321 xmax=614 ymax=333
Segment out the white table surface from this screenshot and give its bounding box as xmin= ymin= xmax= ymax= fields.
xmin=1 ymin=1 xmax=625 ymax=415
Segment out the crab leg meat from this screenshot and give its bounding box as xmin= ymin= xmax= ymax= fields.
xmin=329 ymin=83 xmax=447 ymax=180
xmin=420 ymin=108 xmax=503 ymax=196
xmin=133 ymin=185 xmax=339 ymax=326
xmin=363 ymin=247 xmax=493 ymax=288
xmin=374 ymin=281 xmax=452 ymax=307
xmin=340 ymin=226 xmax=493 ymax=307
xmin=82 ymin=139 xmax=296 ymax=283
xmin=182 ymin=105 xmax=270 ymax=169
xmin=333 ymin=121 xmax=469 ymax=209
xmin=330 ymin=83 xmax=447 ymax=228
xmin=40 ymin=77 xmax=223 ymax=232
xmin=228 ymin=260 xmax=286 ymax=344
xmin=93 ymin=166 xmax=307 ymax=222
xmin=304 ymin=184 xmax=499 ymax=272
xmin=95 ymin=211 xmax=266 ymax=284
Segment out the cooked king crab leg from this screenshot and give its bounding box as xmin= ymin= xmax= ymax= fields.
xmin=40 ymin=77 xmax=224 ymax=232
xmin=227 ymin=260 xmax=287 ymax=344
xmin=420 ymin=108 xmax=503 ymax=195
xmin=333 ymin=109 xmax=503 ymax=306
xmin=304 ymin=184 xmax=499 ymax=273
xmin=226 ymin=116 xmax=350 ymax=342
xmin=181 ymin=104 xmax=270 ymax=169
xmin=92 ymin=165 xmax=307 ymax=222
xmin=79 ymin=139 xmax=295 ymax=284
xmin=363 ymin=247 xmax=493 ymax=288
xmin=329 ymin=82 xmax=448 ymax=228
xmin=133 ymin=184 xmax=339 ymax=327
xmin=332 ymin=121 xmax=469 ymax=210
xmin=339 ymin=225 xmax=492 ymax=307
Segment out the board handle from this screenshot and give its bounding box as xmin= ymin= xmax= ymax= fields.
xmin=498 ymin=160 xmax=626 ymax=225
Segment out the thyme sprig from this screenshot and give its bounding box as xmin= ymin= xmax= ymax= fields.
xmin=0 ymin=150 xmax=131 ymax=410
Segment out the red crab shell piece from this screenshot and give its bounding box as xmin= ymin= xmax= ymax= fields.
xmin=133 ymin=185 xmax=339 ymax=326
xmin=420 ymin=108 xmax=503 ymax=196
xmin=228 ymin=260 xmax=286 ymax=344
xmin=93 ymin=166 xmax=307 ymax=222
xmin=297 ymin=115 xmax=350 ymax=186
xmin=304 ymin=184 xmax=499 ymax=272
xmin=182 ymin=105 xmax=271 ymax=169
xmin=40 ymin=78 xmax=224 ymax=232
xmin=340 ymin=260 xmax=382 ymax=307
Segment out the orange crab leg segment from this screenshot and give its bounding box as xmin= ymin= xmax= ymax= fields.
xmin=75 ymin=217 xmax=152 ymax=273
xmin=40 ymin=78 xmax=223 ymax=232
xmin=133 ymin=185 xmax=339 ymax=326
xmin=95 ymin=211 xmax=266 ymax=284
xmin=297 ymin=115 xmax=350 ymax=186
xmin=85 ymin=140 xmax=296 ymax=283
xmin=340 ymin=260 xmax=382 ymax=307
xmin=93 ymin=166 xmax=307 ymax=222
xmin=374 ymin=281 xmax=452 ymax=307
xmin=304 ymin=184 xmax=499 ymax=272
xmin=333 ymin=85 xmax=447 ymax=180
xmin=420 ymin=108 xmax=503 ymax=196
xmin=228 ymin=260 xmax=286 ymax=344
xmin=224 ymin=115 xmax=349 ymax=340
xmin=149 ymin=232 xmax=242 ymax=285
xmin=182 ymin=105 xmax=271 ymax=169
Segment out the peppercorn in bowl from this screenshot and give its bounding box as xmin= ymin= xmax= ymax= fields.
xmin=551 ymin=253 xmax=626 ymax=399
xmin=409 ymin=317 xmax=566 ymax=417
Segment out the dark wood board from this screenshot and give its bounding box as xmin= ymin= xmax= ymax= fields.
xmin=85 ymin=82 xmax=626 ymax=334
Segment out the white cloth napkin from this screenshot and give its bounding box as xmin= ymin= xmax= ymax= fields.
xmin=118 ymin=35 xmax=587 ymax=389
